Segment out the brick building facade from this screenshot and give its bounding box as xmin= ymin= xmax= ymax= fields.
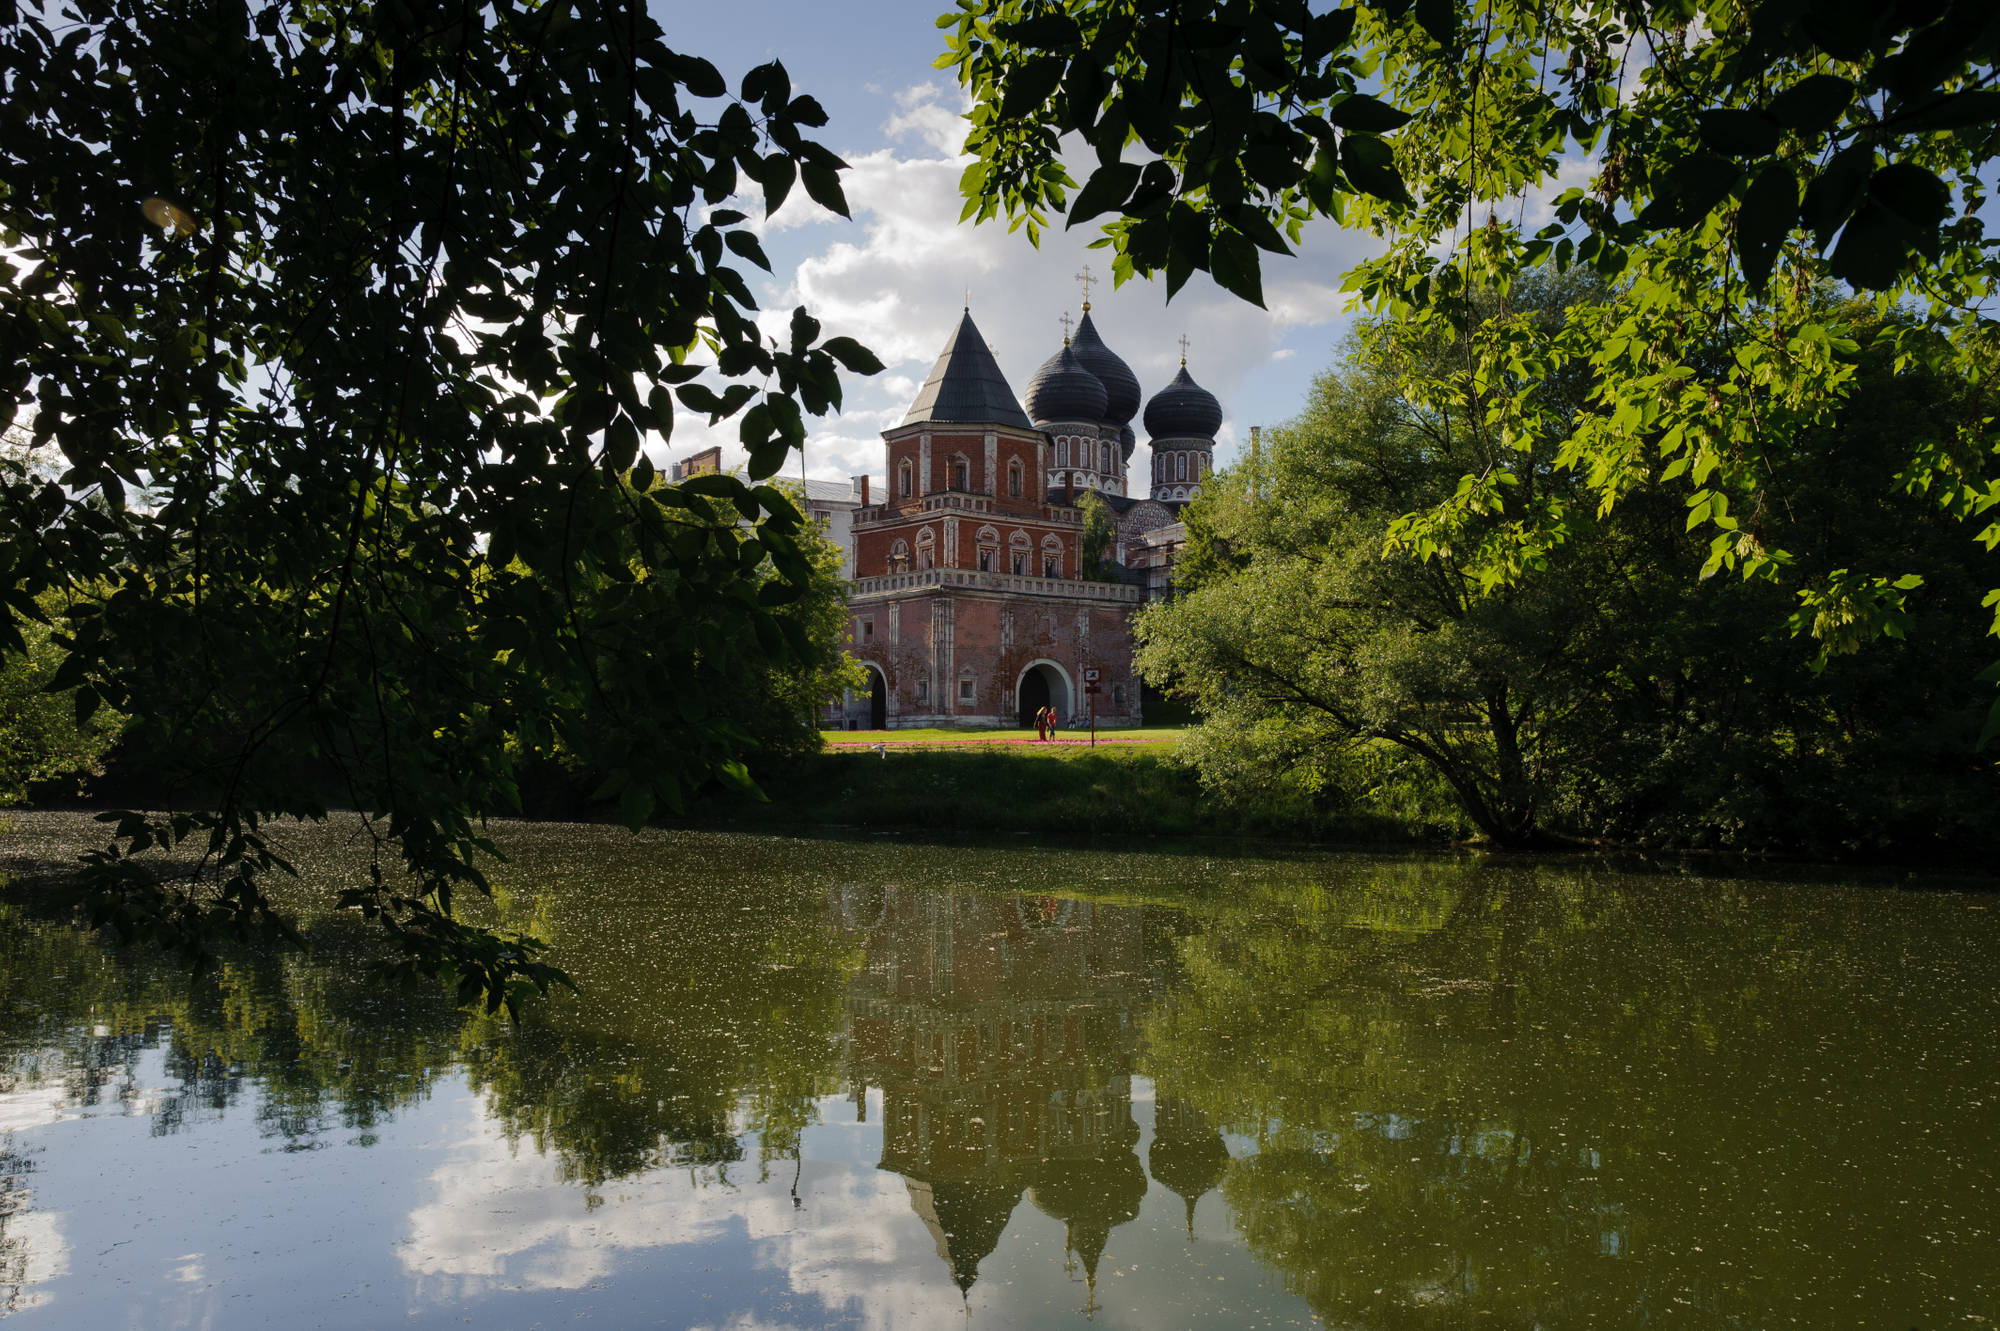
xmin=841 ymin=303 xmax=1224 ymax=729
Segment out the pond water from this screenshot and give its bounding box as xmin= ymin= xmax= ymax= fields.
xmin=0 ymin=814 xmax=1996 ymax=1329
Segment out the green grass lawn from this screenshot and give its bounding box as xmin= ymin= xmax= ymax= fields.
xmin=820 ymin=725 xmax=1185 ymax=752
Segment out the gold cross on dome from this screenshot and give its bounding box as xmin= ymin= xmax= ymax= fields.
xmin=1178 ymin=333 xmax=1191 ymax=365
xmin=1059 ymin=311 xmax=1073 ymax=343
xmin=1074 ymin=264 xmax=1096 ymax=310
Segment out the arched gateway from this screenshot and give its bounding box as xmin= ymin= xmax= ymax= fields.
xmin=1016 ymin=660 xmax=1073 ymax=727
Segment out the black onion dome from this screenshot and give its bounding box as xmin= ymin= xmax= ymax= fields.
xmin=1143 ymin=364 xmax=1222 ymax=440
xmin=1119 ymin=423 xmax=1136 ymax=461
xmin=1025 ymin=342 xmax=1109 ymax=425
xmin=1070 ymin=311 xmax=1141 ymax=426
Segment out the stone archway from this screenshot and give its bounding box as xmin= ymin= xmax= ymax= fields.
xmin=864 ymin=664 xmax=888 ymax=729
xmin=1015 ymin=659 xmax=1074 ymax=727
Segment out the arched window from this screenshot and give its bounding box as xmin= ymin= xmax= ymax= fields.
xmin=1176 ymin=453 xmax=1188 ymax=481
xmin=1009 ymin=529 xmax=1031 ymax=576
xmin=1056 ymin=438 xmax=1068 ymax=466
xmin=889 ymin=538 xmax=909 ymax=570
xmin=1100 ymin=442 xmax=1111 ymax=473
xmin=1041 ymin=534 xmax=1064 ymax=579
xmin=949 ymin=455 xmax=969 ymax=491
xmin=1007 ymin=459 xmax=1022 ymax=498
xmin=976 ymin=524 xmax=999 ymax=572
xmin=898 ymin=460 xmax=913 ymax=497
xmin=915 ymin=527 xmax=935 ymax=570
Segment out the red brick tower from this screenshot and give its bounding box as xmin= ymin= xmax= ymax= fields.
xmin=845 ymin=309 xmax=1143 ymax=729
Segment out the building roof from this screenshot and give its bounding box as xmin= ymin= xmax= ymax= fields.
xmin=1143 ymin=363 xmax=1223 ymax=440
xmin=901 ymin=309 xmax=1034 ymax=430
xmin=1024 ymin=342 xmax=1108 ymax=426
xmin=799 ymin=477 xmax=858 ymax=505
xmin=1069 ymin=310 xmax=1141 ymax=427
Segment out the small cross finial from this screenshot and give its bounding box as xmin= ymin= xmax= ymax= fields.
xmin=1074 ymin=264 xmax=1096 ymax=311
xmin=1059 ymin=311 xmax=1073 ymax=344
xmin=1178 ymin=333 xmax=1191 ymax=365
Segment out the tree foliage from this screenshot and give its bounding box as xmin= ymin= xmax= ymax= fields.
xmin=1075 ymin=488 xmax=1120 ymax=578
xmin=942 ymin=0 xmax=2000 ymax=740
xmin=1140 ymin=277 xmax=1999 ymax=853
xmin=0 ymin=1 xmax=882 ymax=1011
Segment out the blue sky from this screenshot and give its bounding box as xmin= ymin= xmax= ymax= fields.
xmin=654 ymin=1 xmax=1383 ymax=488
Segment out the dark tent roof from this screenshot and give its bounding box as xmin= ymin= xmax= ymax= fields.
xmin=902 ymin=309 xmax=1034 ymax=430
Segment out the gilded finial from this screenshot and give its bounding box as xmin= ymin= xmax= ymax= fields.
xmin=964 ymin=285 xmax=971 ymax=310
xmin=1178 ymin=333 xmax=1190 ymax=366
xmin=1059 ymin=311 xmax=1073 ymax=344
xmin=1074 ymin=264 xmax=1096 ymax=311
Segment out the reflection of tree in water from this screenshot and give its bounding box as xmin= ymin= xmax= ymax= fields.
xmin=1144 ymin=860 xmax=2000 ymax=1327
xmin=457 ymin=875 xmax=865 ymax=1189
xmin=837 ymin=889 xmax=1163 ymax=1307
xmin=0 ymin=907 xmax=469 ymax=1144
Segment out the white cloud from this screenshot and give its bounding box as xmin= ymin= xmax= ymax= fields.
xmin=663 ymin=80 xmax=1388 ymax=489
xmin=398 ymin=1096 xmax=984 ymax=1329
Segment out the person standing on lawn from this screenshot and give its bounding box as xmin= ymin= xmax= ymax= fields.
xmin=1035 ymin=707 xmax=1048 ymax=742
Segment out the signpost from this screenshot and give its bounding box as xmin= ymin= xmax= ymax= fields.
xmin=1082 ymin=668 xmax=1101 ymax=746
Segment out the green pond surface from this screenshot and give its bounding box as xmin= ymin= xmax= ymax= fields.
xmin=0 ymin=813 xmax=1995 ymax=1329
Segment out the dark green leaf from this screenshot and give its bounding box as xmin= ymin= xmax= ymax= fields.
xmin=1413 ymin=0 xmax=1456 ymax=49
xmin=821 ymin=336 xmax=885 ymax=375
xmin=1698 ymin=109 xmax=1781 ymax=158
xmin=1736 ymin=162 xmax=1799 ymax=291
xmin=1829 ymin=199 xmax=1912 ymax=289
xmin=1766 ymin=74 xmax=1855 ymax=133
xmin=1801 ymin=144 xmax=1875 ymax=250
xmin=1210 ymin=229 xmax=1266 ymax=307
xmin=1638 ymin=153 xmax=1741 ymax=229
xmin=1068 ymin=161 xmax=1143 ymax=227
xmin=800 ymin=163 xmax=849 ymax=218
xmin=1870 ymin=161 xmax=1952 ymax=229
xmin=1892 ymin=88 xmax=2000 ymax=132
xmin=1340 ymin=133 xmax=1411 ymax=204
xmin=1323 ymin=93 xmax=1413 ymax=133
xmin=1001 ymin=56 xmax=1067 ymax=121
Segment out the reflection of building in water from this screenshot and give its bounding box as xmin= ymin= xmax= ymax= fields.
xmin=834 ymin=886 xmax=1157 ymax=1305
xmin=1148 ymin=1097 xmax=1229 ymax=1238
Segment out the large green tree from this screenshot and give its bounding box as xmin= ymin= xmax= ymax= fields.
xmin=1 ymin=1 xmax=881 ymax=1009
xmin=1137 ymin=274 xmax=1636 ymax=845
xmin=1141 ymin=277 xmax=1997 ymax=852
xmin=942 ymin=0 xmax=2000 ymax=738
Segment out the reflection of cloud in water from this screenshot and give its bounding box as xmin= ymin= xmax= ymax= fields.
xmin=400 ymin=1096 xmax=970 ymax=1328
xmin=0 ymin=1132 xmax=66 ymax=1316
xmin=0 ymin=1087 xmax=68 ymax=1136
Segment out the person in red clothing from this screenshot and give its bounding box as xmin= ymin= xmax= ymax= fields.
xmin=1035 ymin=706 xmax=1048 ymax=741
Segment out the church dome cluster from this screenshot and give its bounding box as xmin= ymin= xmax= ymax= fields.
xmin=1019 ymin=295 xmax=1220 ymax=505
xmin=1024 ymin=342 xmax=1108 ymax=425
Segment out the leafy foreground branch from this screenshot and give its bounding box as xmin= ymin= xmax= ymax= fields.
xmin=0 ymin=2 xmax=881 ymax=1012
xmin=945 ymin=0 xmax=2000 ymax=741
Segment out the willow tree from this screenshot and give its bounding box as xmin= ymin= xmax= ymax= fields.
xmin=941 ymin=0 xmax=2000 ymax=741
xmin=0 ymin=1 xmax=880 ymax=1010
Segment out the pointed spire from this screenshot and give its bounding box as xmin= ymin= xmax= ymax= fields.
xmin=902 ymin=309 xmax=1033 ymax=429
